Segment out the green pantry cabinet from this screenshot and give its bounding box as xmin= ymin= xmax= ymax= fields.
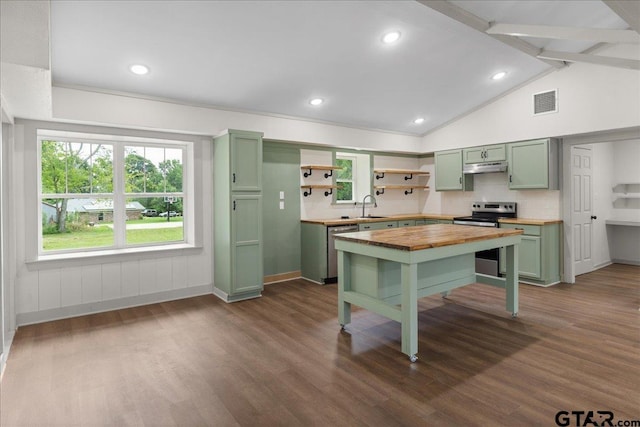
xmin=213 ymin=130 xmax=264 ymax=302
xmin=499 ymin=222 xmax=562 ymax=286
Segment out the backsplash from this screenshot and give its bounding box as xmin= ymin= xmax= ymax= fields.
xmin=299 ymin=150 xmax=560 ymax=220
xmin=441 ymin=172 xmax=561 ymax=219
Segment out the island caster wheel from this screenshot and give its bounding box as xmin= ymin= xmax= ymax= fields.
xmin=409 ymin=354 xmax=418 ymax=363
xmin=340 ymin=324 xmax=346 ymax=331
xmin=511 ymin=312 xmax=518 ymax=318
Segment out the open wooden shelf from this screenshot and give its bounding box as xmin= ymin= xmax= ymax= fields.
xmin=374 ymin=185 xmax=430 ymax=195
xmin=374 ymin=169 xmax=430 ymax=180
xmin=300 ymin=185 xmax=338 ymax=197
xmin=300 ymin=165 xmax=342 ymax=178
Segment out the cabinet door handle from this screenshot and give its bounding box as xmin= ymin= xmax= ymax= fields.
xmin=232 ymin=173 xmax=236 ymax=183
xmin=233 ymin=200 xmax=236 ymax=211
xmin=387 ymin=224 xmax=393 ymax=227
xmin=515 ymin=227 xmax=523 ymax=230
xmin=459 ymin=176 xmax=462 ymax=184
xmin=591 ymin=215 xmax=597 ymax=220
xmin=509 ymin=175 xmax=512 ymax=183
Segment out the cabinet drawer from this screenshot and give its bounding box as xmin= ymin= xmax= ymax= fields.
xmin=414 ymin=220 xmax=426 ymax=225
xmin=500 ymin=223 xmax=541 ymax=236
xmin=399 ymin=220 xmax=416 ymax=227
xmin=359 ymin=221 xmax=398 ymax=231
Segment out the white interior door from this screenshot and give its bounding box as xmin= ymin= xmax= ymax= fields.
xmin=571 ymin=145 xmax=594 ymax=276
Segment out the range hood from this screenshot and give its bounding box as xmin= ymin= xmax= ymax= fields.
xmin=463 ymin=161 xmax=508 ymax=174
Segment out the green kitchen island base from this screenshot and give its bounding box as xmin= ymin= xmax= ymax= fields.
xmin=335 ymin=224 xmax=522 ymax=362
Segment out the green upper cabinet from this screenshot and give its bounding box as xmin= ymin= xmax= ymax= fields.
xmin=435 ymin=149 xmax=474 ymax=191
xmin=463 ymin=144 xmax=506 ymax=164
xmin=507 ymin=138 xmax=559 ymax=190
xmin=230 ymin=130 xmax=263 ymax=192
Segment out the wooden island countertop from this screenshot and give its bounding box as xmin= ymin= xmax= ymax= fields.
xmin=335 ymin=223 xmax=523 ymax=251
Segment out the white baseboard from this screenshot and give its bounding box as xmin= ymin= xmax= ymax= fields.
xmin=1 ymin=329 xmax=16 ymax=383
xmin=611 ymin=259 xmax=640 ymax=266
xmin=16 ymin=284 xmax=213 ymax=326
xmin=212 ymin=286 xmax=262 ymax=303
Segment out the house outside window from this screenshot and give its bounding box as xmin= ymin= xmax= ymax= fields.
xmin=38 ymin=131 xmax=189 ymax=254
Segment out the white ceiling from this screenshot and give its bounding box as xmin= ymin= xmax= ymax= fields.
xmin=49 ymin=1 xmax=632 ymax=136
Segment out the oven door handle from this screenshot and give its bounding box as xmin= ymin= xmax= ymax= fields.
xmin=453 ymin=220 xmax=497 ymax=227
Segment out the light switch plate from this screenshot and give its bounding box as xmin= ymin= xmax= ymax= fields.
xmin=279 ymin=191 xmax=285 ymax=200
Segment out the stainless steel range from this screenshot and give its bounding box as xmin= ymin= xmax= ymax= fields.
xmin=453 ymin=202 xmax=517 ymax=276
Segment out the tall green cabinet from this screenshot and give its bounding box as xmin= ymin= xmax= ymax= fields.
xmin=213 ymin=130 xmax=264 ymax=302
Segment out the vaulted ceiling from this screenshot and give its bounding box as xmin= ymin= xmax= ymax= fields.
xmin=6 ymin=1 xmax=640 ymax=135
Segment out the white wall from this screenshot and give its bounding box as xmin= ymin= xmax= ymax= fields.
xmin=422 ymin=45 xmax=640 ymax=152
xmin=11 ymin=120 xmax=213 ymax=325
xmin=53 ymin=87 xmax=423 ymax=154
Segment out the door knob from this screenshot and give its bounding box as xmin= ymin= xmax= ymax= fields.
xmin=590 ymin=215 xmax=597 ymax=220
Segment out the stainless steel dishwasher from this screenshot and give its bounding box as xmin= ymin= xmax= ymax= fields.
xmin=327 ymin=225 xmax=359 ymax=281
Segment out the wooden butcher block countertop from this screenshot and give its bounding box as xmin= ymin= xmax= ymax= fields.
xmin=301 ymin=213 xmax=456 ymax=226
xmin=335 ymin=223 xmax=523 ymax=252
xmin=498 ymin=218 xmax=563 ymax=225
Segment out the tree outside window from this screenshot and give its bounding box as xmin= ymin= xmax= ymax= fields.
xmin=39 ymin=133 xmax=187 ymax=253
xmin=336 ymin=155 xmax=355 ymax=202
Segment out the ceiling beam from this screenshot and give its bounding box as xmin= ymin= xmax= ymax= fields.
xmin=416 ymin=0 xmax=566 ymax=68
xmin=603 ymin=0 xmax=640 ymax=33
xmin=487 ymin=23 xmax=640 ymax=44
xmin=537 ymin=50 xmax=640 ymax=70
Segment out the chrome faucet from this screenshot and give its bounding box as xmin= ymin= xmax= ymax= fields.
xmin=361 ymin=194 xmax=377 ymax=218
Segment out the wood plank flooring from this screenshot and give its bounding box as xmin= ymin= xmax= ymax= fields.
xmin=1 ymin=263 xmax=638 ymax=426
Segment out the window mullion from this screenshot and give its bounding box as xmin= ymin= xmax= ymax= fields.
xmin=113 ymin=144 xmax=126 ymax=247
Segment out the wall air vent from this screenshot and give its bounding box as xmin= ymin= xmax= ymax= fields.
xmin=533 ymin=89 xmax=558 ymax=115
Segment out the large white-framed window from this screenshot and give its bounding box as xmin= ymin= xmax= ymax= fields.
xmin=38 ymin=130 xmax=191 ymax=255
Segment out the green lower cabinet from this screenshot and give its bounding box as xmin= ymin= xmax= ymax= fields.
xmin=359 ymin=221 xmax=398 ymax=231
xmin=301 ymin=223 xmax=328 ymax=284
xmin=398 ymin=220 xmax=416 ymax=227
xmin=499 ymin=222 xmax=561 ymax=286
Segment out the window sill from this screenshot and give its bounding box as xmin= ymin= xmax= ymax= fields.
xmin=27 ymin=243 xmax=203 ymax=270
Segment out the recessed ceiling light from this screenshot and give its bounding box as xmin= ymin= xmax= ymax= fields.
xmin=382 ymin=31 xmax=401 ymax=44
xmin=491 ymin=71 xmax=507 ymax=80
xmin=130 ymin=64 xmax=149 ymax=75
xmin=309 ymin=98 xmax=324 ymax=106
xmin=413 ymin=117 xmax=425 ymax=124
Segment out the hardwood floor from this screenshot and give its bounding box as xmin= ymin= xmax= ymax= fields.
xmin=1 ymin=264 xmax=638 ymax=426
